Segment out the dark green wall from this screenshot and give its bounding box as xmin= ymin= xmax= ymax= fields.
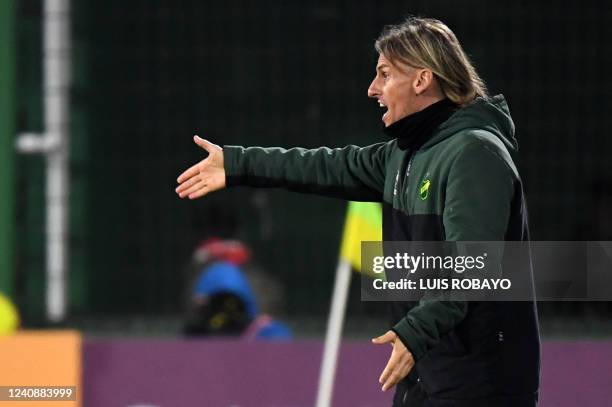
xmin=0 ymin=0 xmax=16 ymax=296
xmin=14 ymin=0 xmax=612 ymax=320
xmin=14 ymin=0 xmax=45 ymax=322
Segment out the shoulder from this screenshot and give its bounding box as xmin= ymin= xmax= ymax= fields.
xmin=441 ymin=130 xmax=518 ymax=178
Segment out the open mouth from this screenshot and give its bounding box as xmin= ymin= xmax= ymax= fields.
xmin=379 ymin=101 xmax=388 ymax=123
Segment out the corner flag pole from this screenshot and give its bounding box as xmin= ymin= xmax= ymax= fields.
xmin=315 ymin=202 xmax=382 ymax=407
xmin=315 ymin=258 xmax=352 ymax=407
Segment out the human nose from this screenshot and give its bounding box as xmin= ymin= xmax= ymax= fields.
xmin=367 ymin=77 xmax=379 ymax=98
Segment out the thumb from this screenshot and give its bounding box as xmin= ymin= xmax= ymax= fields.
xmin=193 ymin=135 xmax=214 ymax=152
xmin=371 ymin=330 xmax=396 ymax=345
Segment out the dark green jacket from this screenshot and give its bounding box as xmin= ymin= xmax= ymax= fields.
xmin=224 ymin=95 xmax=539 ymax=400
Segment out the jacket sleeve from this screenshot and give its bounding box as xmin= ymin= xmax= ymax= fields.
xmin=222 ymin=142 xmax=394 ymax=201
xmin=392 ymin=140 xmax=515 ymax=360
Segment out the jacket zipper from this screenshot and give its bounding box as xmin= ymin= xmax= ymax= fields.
xmin=401 ymin=154 xmax=415 ymax=213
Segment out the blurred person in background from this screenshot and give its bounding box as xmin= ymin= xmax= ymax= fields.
xmin=183 ymin=238 xmax=292 ymax=340
xmin=176 ymin=17 xmax=539 ymax=407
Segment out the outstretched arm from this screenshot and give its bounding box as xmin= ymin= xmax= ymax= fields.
xmin=176 ymin=135 xmax=393 ymax=201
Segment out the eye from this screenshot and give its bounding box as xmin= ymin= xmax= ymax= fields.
xmin=382 ymin=71 xmax=390 ymax=81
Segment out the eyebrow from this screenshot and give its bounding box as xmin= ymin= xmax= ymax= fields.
xmin=376 ymin=64 xmax=390 ymax=73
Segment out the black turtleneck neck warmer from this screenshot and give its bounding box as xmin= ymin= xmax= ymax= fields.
xmin=382 ymin=98 xmax=458 ymax=151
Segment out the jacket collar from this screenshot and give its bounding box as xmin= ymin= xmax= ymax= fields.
xmin=383 ymin=98 xmax=458 ymax=151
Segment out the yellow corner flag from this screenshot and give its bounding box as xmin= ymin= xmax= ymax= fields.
xmin=340 ymin=201 xmax=382 ymax=276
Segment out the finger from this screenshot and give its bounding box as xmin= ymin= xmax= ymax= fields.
xmin=193 ymin=135 xmax=214 ymax=152
xmin=176 ymin=175 xmax=201 ymax=196
xmin=182 ymin=178 xmax=207 ymax=198
xmin=189 ymin=184 xmax=210 ymax=200
xmin=379 ymin=351 xmax=400 ymax=384
xmin=382 ymin=371 xmax=401 ymax=392
xmin=371 ymin=331 xmax=395 ymax=345
xmin=177 ymin=162 xmax=201 ymax=183
xmin=382 ymin=359 xmax=413 ymax=391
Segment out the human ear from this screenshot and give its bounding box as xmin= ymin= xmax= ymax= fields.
xmin=414 ymin=69 xmax=433 ymax=95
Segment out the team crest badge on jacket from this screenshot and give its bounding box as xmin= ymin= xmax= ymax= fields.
xmin=420 ymin=179 xmax=431 ymax=200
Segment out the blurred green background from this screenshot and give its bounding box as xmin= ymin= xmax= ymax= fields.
xmin=5 ymin=0 xmax=612 ymax=335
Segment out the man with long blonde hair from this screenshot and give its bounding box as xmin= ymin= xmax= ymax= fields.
xmin=176 ymin=16 xmax=540 ymax=407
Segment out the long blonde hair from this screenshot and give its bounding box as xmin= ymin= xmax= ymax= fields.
xmin=375 ymin=17 xmax=488 ymax=106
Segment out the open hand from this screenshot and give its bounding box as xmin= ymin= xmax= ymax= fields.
xmin=176 ymin=135 xmax=226 ymax=199
xmin=372 ymin=330 xmax=415 ymax=392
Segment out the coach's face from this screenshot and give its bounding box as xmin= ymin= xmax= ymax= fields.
xmin=367 ymin=54 xmax=427 ymax=127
